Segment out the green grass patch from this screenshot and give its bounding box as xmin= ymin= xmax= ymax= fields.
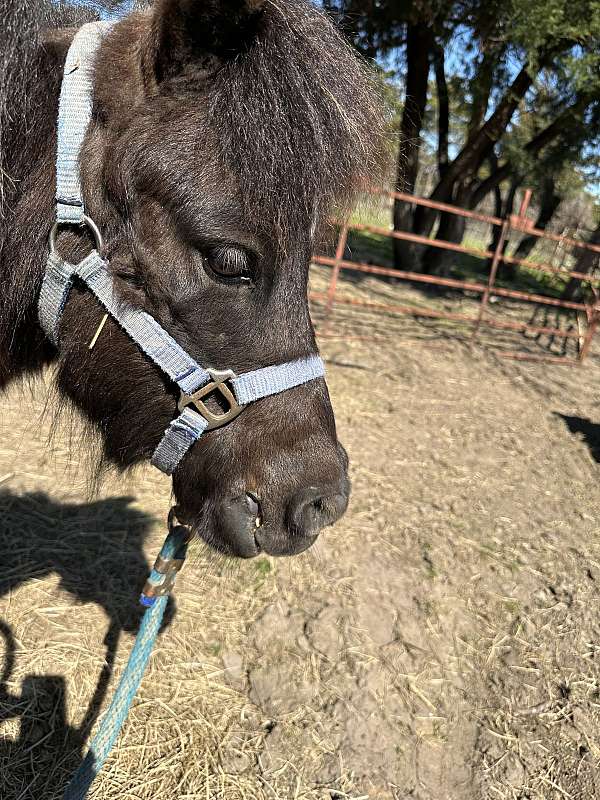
xmin=345 ymin=228 xmax=394 ymax=267
xmin=341 ymin=227 xmax=571 ymax=300
xmin=255 ymin=557 xmax=272 ymax=577
xmin=207 ymin=641 xmax=222 ymax=657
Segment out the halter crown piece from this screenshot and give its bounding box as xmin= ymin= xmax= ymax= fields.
xmin=38 ymin=22 xmax=325 ymax=476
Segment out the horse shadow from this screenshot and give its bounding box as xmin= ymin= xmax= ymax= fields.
xmin=0 ymin=490 xmax=174 ymax=800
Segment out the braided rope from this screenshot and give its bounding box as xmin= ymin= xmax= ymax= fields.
xmin=63 ymin=525 xmax=188 ymax=800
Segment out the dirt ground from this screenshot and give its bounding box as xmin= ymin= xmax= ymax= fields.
xmin=3 ymin=277 xmax=600 ymax=799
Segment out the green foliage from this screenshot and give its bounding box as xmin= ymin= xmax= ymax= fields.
xmin=424 ymin=11 xmax=592 ymax=175
xmin=508 ymin=0 xmax=600 ymax=56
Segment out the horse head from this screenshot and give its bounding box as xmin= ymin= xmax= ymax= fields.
xmin=2 ymin=0 xmax=386 ymax=558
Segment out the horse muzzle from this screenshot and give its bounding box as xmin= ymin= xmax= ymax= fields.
xmin=181 ymin=477 xmax=350 ymax=559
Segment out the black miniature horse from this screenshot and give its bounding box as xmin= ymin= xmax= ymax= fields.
xmin=0 ymin=0 xmax=385 ymax=558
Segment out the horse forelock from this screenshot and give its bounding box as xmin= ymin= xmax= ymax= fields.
xmin=93 ymin=0 xmax=388 ymax=251
xmin=206 ymin=0 xmax=388 ymax=246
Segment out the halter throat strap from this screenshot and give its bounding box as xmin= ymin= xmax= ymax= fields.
xmin=38 ymin=21 xmax=325 ymax=476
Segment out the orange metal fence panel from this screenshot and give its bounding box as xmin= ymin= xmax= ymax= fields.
xmin=312 ymin=188 xmax=600 ymax=365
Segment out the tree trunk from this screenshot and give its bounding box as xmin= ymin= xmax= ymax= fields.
xmin=413 ymin=62 xmax=537 ymax=240
xmin=562 ymin=223 xmax=600 ymax=301
xmin=421 ymin=183 xmax=469 ymax=276
xmin=467 ymin=47 xmax=497 ymax=140
xmin=488 ymin=178 xmax=519 ymax=280
xmin=432 ymin=43 xmax=449 ymax=180
xmin=393 ymin=23 xmax=433 ymax=270
xmin=512 ymin=177 xmax=561 ymax=262
xmin=490 ymin=155 xmax=503 ymax=221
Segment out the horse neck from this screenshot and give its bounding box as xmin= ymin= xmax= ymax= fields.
xmin=0 ymin=34 xmax=70 ymax=387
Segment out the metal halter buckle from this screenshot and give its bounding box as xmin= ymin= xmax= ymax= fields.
xmin=140 ymin=509 xmax=193 ymax=605
xmin=178 ymin=368 xmax=244 ymax=430
xmin=49 ymin=214 xmax=104 ymax=257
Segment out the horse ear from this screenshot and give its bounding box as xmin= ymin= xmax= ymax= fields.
xmin=145 ymin=0 xmax=266 ymax=86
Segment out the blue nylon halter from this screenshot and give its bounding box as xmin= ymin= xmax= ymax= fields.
xmin=38 ymin=21 xmax=325 ymax=476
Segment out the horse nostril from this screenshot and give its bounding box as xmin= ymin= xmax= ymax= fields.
xmin=287 ymin=486 xmax=348 ymax=537
xmin=245 ymin=492 xmax=259 ymax=518
xmin=245 ymin=492 xmax=262 ymax=527
xmin=212 ymin=493 xmax=262 ymax=559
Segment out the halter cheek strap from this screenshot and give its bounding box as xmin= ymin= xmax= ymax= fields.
xmin=38 ymin=22 xmax=325 ymax=476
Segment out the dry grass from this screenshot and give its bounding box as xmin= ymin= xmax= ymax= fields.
xmin=3 ymin=279 xmax=600 ymax=798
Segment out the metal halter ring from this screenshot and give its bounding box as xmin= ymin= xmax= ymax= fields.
xmin=178 ymin=368 xmax=245 ymax=431
xmin=49 ymin=214 xmax=104 ymax=257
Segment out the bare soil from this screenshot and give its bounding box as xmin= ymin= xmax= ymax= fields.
xmin=2 ymin=279 xmax=600 ymax=799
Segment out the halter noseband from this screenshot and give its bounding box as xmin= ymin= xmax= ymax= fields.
xmin=38 ymin=22 xmax=325 ymax=476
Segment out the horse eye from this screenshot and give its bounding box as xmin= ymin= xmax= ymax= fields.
xmin=114 ymin=267 xmax=145 ymax=289
xmin=204 ymin=245 xmax=253 ymax=285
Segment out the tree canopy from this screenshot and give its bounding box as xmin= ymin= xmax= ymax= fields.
xmin=323 ymin=0 xmax=600 ymax=273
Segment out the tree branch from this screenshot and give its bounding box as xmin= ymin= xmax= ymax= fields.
xmin=432 ymin=42 xmax=449 ymax=180
xmin=413 ymin=61 xmax=538 ymax=237
xmin=470 ymin=96 xmax=590 ymax=208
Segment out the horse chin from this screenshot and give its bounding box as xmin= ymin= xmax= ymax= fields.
xmin=255 ymin=527 xmax=319 ymax=557
xmin=195 ymin=522 xmax=319 ymax=559
xmin=196 ymin=524 xmax=262 ymax=559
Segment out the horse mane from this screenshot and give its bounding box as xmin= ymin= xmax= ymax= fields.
xmin=0 ymin=2 xmax=113 ymax=222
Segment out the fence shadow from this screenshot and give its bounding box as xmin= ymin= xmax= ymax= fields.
xmin=0 ymin=490 xmax=174 ymax=800
xmin=555 ymin=414 xmax=600 ymax=463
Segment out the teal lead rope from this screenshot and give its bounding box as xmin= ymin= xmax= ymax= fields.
xmin=63 ymin=517 xmax=192 ymax=800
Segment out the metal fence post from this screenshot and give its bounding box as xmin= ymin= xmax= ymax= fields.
xmin=517 ymin=188 xmax=532 ymax=221
xmin=579 ymin=306 xmax=599 ymax=363
xmin=322 ymin=223 xmax=349 ymax=334
xmin=472 ymin=219 xmax=510 ymax=340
